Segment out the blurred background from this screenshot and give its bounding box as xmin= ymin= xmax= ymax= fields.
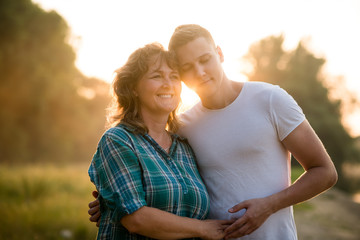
xmin=0 ymin=0 xmax=359 ymax=239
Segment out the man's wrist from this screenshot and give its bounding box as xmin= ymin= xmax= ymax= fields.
xmin=266 ymin=194 xmax=282 ymax=214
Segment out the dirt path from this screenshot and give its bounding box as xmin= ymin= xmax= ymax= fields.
xmin=295 ymin=188 xmax=360 ymax=240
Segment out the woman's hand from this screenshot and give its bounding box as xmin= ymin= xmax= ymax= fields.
xmin=88 ymin=190 xmax=101 ymax=227
xmin=200 ymin=219 xmax=236 ymax=240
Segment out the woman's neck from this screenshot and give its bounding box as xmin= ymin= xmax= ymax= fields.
xmin=141 ymin=111 xmax=171 ymax=151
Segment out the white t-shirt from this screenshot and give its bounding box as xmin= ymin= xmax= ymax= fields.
xmin=178 ymin=81 xmax=305 ymax=240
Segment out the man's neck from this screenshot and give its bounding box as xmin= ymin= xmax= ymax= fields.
xmin=201 ymin=80 xmax=243 ymax=110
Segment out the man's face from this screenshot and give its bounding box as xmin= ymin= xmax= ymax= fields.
xmin=175 ymin=37 xmax=224 ymax=100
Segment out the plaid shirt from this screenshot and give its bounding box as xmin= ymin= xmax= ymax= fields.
xmin=88 ymin=124 xmax=210 ymax=239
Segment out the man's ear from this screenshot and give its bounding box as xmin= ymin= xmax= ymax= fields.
xmin=216 ymin=46 xmax=224 ymax=63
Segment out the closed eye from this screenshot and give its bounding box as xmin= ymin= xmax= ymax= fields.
xmin=181 ymin=64 xmax=192 ymax=73
xmin=199 ymin=54 xmax=211 ymax=64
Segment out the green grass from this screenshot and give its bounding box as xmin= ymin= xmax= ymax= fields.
xmin=291 ymin=166 xmax=305 ymax=183
xmin=0 ymin=164 xmax=311 ymax=239
xmin=0 ymin=163 xmax=98 ymax=240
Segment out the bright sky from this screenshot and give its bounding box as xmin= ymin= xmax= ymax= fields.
xmin=33 ymin=0 xmax=360 ymax=136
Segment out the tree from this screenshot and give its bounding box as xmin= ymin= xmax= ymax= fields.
xmin=0 ymin=0 xmax=110 ymax=163
xmin=243 ymin=35 xmax=360 ymax=191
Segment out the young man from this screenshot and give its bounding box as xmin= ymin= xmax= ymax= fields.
xmin=89 ymin=24 xmax=337 ymax=239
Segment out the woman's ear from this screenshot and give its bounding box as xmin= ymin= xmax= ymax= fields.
xmin=133 ymin=89 xmax=139 ymax=97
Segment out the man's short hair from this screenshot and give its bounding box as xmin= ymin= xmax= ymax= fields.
xmin=168 ymin=24 xmax=216 ymax=52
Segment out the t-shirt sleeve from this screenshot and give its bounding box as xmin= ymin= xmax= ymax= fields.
xmin=89 ymin=131 xmax=146 ymax=223
xmin=269 ymin=86 xmax=305 ymax=141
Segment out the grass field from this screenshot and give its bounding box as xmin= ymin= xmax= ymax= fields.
xmin=1 ymin=163 xmax=358 ymax=240
xmin=0 ymin=163 xmax=97 ymax=240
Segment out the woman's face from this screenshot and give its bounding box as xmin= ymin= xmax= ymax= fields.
xmin=135 ymin=56 xmax=181 ymax=116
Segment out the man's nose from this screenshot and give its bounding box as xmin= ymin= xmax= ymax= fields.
xmin=194 ymin=64 xmax=205 ymax=78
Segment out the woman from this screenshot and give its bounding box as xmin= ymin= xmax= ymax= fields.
xmin=88 ymin=43 xmax=232 ymax=239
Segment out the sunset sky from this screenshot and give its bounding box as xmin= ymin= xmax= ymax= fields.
xmin=33 ymin=0 xmax=360 ymax=136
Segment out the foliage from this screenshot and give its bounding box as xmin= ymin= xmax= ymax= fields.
xmin=243 ymin=35 xmax=360 ymax=192
xmin=0 ymin=0 xmax=110 ymax=163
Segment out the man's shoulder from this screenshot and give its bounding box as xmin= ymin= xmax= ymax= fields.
xmin=179 ymin=102 xmax=203 ymax=122
xmin=246 ymin=82 xmax=298 ymax=106
xmin=244 ymin=81 xmax=290 ymax=103
xmin=245 ymin=81 xmax=279 ymax=92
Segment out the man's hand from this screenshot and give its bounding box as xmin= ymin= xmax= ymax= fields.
xmin=88 ymin=190 xmax=101 ymax=227
xmin=224 ymin=197 xmax=273 ymax=239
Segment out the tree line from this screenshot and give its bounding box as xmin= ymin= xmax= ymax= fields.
xmin=0 ymin=0 xmax=359 ymax=191
xmin=243 ymin=35 xmax=360 ymax=191
xmin=0 ymin=0 xmax=110 ymax=163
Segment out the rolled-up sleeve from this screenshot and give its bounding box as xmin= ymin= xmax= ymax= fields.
xmin=89 ymin=131 xmax=146 ymax=223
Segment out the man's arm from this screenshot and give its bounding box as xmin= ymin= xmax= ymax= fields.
xmin=224 ymin=120 xmax=338 ymax=239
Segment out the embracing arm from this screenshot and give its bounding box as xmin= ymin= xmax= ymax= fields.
xmin=88 ymin=191 xmax=100 ymax=227
xmin=121 ymin=206 xmax=233 ymax=240
xmin=225 ymin=120 xmax=337 ymax=238
xmin=88 ymin=192 xmax=233 ymax=239
xmin=90 ymin=130 xmax=232 ymax=239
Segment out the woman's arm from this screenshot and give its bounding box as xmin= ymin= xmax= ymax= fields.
xmin=122 ymin=206 xmax=233 ymax=240
xmin=88 ymin=191 xmax=233 ymax=239
xmin=91 ymin=129 xmax=232 ymax=239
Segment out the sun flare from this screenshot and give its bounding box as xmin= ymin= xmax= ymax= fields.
xmin=179 ymin=83 xmax=200 ymax=113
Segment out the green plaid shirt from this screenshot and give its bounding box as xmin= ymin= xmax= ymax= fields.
xmin=88 ymin=124 xmax=210 ymax=239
